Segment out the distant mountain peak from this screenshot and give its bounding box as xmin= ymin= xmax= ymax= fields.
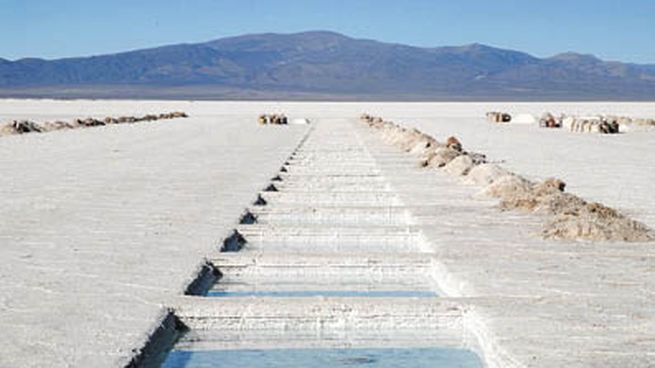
xmin=550 ymin=52 xmax=601 ymax=63
xmin=441 ymin=43 xmax=533 ymax=57
xmin=203 ymin=30 xmax=357 ymax=53
xmin=293 ymin=30 xmax=351 ymax=38
xmin=461 ymin=43 xmax=492 ymax=50
xmin=211 ymin=30 xmax=351 ymax=42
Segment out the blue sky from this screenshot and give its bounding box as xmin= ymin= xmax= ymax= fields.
xmin=1 ymin=0 xmax=654 ymax=63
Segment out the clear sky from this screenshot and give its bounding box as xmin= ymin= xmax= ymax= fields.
xmin=1 ymin=0 xmax=654 ymax=63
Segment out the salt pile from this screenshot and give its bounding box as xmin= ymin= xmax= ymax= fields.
xmin=360 ymin=113 xmax=654 ymax=242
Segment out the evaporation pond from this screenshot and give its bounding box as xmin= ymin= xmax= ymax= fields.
xmin=162 ymin=347 xmax=483 ymax=368
xmin=205 ymin=290 xmax=437 ymax=298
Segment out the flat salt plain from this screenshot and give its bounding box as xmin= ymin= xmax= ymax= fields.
xmin=1 ymin=100 xmax=654 ymax=367
xmin=0 ymin=100 xmax=308 ymax=367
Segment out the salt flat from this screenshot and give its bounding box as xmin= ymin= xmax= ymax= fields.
xmin=0 ymin=100 xmax=308 ymax=367
xmin=1 ymin=100 xmax=654 ymax=367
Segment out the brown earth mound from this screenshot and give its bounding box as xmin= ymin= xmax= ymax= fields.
xmin=544 ymin=202 xmax=654 ymax=242
xmin=0 ymin=112 xmax=189 ymax=138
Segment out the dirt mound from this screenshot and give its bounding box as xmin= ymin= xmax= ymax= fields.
xmin=500 ymin=191 xmax=586 ymax=214
xmin=0 ymin=112 xmax=189 ymax=138
xmin=494 ymin=177 xmax=653 ymax=241
xmin=446 ymin=136 xmax=463 ymax=152
xmin=41 ymin=121 xmax=75 ymax=132
xmin=0 ymin=120 xmax=42 ymax=135
xmin=486 ymin=111 xmax=512 ymax=123
xmin=544 ymin=202 xmax=654 ymax=242
xmin=361 ymin=113 xmax=654 ymax=242
xmin=259 ymin=114 xmax=288 ymax=125
xmin=539 ymin=112 xmax=561 ymax=128
xmin=497 ymin=178 xmax=578 ymax=213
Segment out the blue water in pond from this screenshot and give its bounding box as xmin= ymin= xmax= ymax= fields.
xmin=162 ymin=347 xmax=483 ymax=368
xmin=205 ymin=290 xmax=437 ymax=298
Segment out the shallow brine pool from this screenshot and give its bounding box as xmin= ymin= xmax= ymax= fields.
xmin=162 ymin=347 xmax=483 ymax=367
xmin=205 ymin=290 xmax=437 ymax=298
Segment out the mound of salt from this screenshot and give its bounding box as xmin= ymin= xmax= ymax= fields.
xmin=443 ymin=155 xmax=475 ymax=176
xmin=421 ymin=147 xmax=461 ymax=168
xmin=481 ymin=174 xmax=533 ymax=199
xmin=41 ymin=121 xmax=74 ymax=132
xmin=408 ymin=135 xmax=439 ymax=155
xmin=498 ymin=178 xmax=575 ymax=213
xmin=398 ymin=130 xmax=424 ymax=151
xmin=465 ymin=164 xmax=511 ymax=186
xmin=543 ymin=202 xmax=655 ymax=242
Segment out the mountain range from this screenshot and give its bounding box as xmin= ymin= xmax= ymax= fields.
xmin=1 ymin=31 xmax=655 ymax=100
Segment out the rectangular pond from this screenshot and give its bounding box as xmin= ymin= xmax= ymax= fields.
xmin=205 ymin=272 xmax=438 ymax=299
xmin=205 ymin=290 xmax=437 ymax=298
xmin=162 ymin=346 xmax=483 ymax=367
